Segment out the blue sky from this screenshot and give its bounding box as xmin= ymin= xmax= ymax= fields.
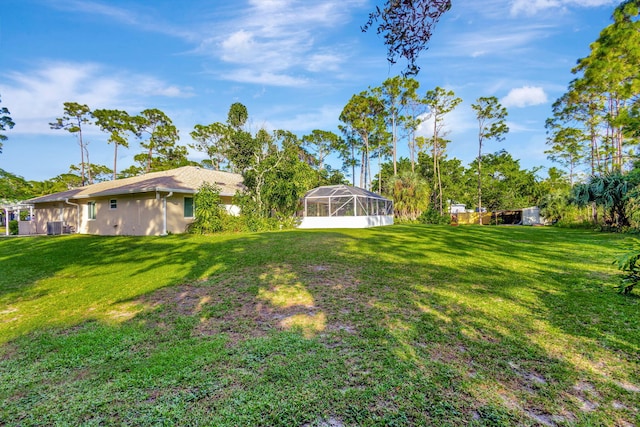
xmin=0 ymin=0 xmax=619 ymax=182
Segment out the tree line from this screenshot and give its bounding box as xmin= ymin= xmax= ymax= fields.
xmin=542 ymin=0 xmax=640 ymax=229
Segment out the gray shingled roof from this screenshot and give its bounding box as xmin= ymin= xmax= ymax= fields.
xmin=27 ymin=166 xmax=244 ymax=203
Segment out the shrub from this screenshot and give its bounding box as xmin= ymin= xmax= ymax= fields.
xmin=613 ymin=248 xmax=640 ymax=294
xmin=418 ymin=208 xmax=451 ymax=225
xmin=9 ymin=220 xmax=19 ymax=235
xmin=186 ymin=183 xmax=226 ymax=234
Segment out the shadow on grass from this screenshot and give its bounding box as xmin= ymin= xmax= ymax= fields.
xmin=1 ymin=225 xmax=638 ymax=425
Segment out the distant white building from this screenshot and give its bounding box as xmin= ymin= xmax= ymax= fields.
xmin=449 ymin=203 xmax=468 ymax=214
xmin=522 ymin=206 xmax=542 ymax=225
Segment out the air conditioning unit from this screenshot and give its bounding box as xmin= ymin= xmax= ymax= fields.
xmin=46 ymin=221 xmax=63 ymax=235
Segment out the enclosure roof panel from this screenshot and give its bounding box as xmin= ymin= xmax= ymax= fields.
xmin=304 ymin=185 xmax=390 ymax=200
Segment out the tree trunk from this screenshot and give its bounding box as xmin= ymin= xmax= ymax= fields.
xmin=378 ymin=150 xmax=382 ymax=194
xmin=392 ymin=116 xmax=397 ymax=176
xmin=360 ymin=151 xmax=365 ymax=189
xmin=78 ymin=127 xmax=86 ymax=186
xmin=113 ymin=143 xmax=118 ymax=180
xmin=147 ymin=146 xmax=153 ymax=173
xmin=409 ymin=130 xmax=415 ymax=173
xmin=85 ymin=146 xmax=93 ymax=184
xmin=478 ymin=141 xmax=483 ymax=226
xmin=351 ymin=144 xmax=355 ymax=187
xmin=437 ymin=156 xmax=443 ymax=215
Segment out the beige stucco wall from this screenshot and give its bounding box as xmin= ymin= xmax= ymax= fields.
xmin=32 ymin=202 xmax=79 ymax=234
xmin=33 ymin=192 xmax=236 ymax=236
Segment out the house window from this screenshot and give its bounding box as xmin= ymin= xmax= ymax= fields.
xmin=184 ymin=197 xmax=194 ymax=218
xmin=88 ymin=201 xmax=96 ymax=220
xmin=110 ymin=199 xmax=117 ymax=209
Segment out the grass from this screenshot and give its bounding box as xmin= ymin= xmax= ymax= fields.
xmin=0 ymin=225 xmax=638 ymax=426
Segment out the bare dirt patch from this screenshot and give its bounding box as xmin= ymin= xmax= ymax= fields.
xmin=508 ymin=361 xmax=547 ymax=386
xmin=614 ymin=380 xmax=640 ymax=393
xmin=135 ymin=262 xmax=360 ymax=343
xmin=0 ymin=342 xmax=19 ymax=361
xmin=571 ymin=381 xmax=601 ymax=412
xmin=302 ymin=416 xmax=344 ymax=427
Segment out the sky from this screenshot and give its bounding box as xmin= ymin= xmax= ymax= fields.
xmin=0 ymin=0 xmax=620 ymax=183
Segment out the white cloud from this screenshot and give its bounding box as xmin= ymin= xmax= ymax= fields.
xmin=197 ymin=0 xmax=366 ymax=86
xmin=46 ymin=0 xmax=196 ymax=40
xmin=306 ymin=53 xmax=346 ymax=73
xmin=448 ymin=24 xmax=554 ymax=58
xmin=510 ymin=0 xmax=618 ymax=16
xmin=0 ymin=62 xmax=192 ymax=135
xmin=222 ymin=70 xmax=309 ymax=87
xmin=416 ymin=105 xmax=477 ymax=138
xmin=48 ymin=0 xmax=367 ymax=88
xmin=263 ymin=105 xmax=344 ymax=133
xmin=501 ymin=86 xmax=548 ymax=108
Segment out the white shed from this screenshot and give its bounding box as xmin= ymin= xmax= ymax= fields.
xmin=522 ymin=206 xmax=542 ymax=226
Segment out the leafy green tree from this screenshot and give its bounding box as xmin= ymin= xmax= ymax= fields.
xmin=417 ymin=152 xmax=470 ymax=212
xmin=370 ymin=130 xmax=393 ymax=193
xmin=227 ymin=102 xmax=248 ymax=130
xmin=471 ymin=96 xmax=509 ymax=223
xmin=402 ymin=95 xmax=428 ymax=172
xmin=363 ymin=0 xmax=452 ymax=75
xmin=551 ymin=0 xmax=640 ymax=176
xmin=224 ymin=103 xmax=259 ymax=173
xmin=239 ymin=128 xmax=276 ymax=216
xmin=548 ymin=79 xmax=605 ymax=177
xmin=0 ymin=169 xmax=33 ymax=200
xmin=154 ymin=145 xmax=194 ymax=172
xmin=49 ymin=102 xmax=92 ymax=186
xmin=29 ymin=179 xmax=68 ymax=197
xmin=339 ymin=91 xmax=386 ymax=190
xmin=543 ymin=166 xmax=572 ymax=193
xmin=374 ymin=76 xmax=419 ymax=175
xmin=316 ymin=166 xmax=348 ymax=187
xmin=544 ymin=122 xmax=586 ymax=186
xmin=621 ymin=100 xmax=640 ymax=138
xmin=301 ymin=129 xmax=342 ymax=171
xmin=190 ymin=122 xmax=231 ymax=171
xmin=424 ymin=86 xmax=462 ymax=214
xmin=332 ymin=134 xmax=360 ymax=186
xmin=572 ymin=0 xmax=640 ymax=172
xmin=0 ymin=95 xmax=15 ymax=154
xmin=186 ymin=182 xmax=226 ymax=234
xmin=69 ymin=163 xmax=112 ymax=183
xmin=467 ymin=150 xmax=541 ymax=212
xmin=260 ymin=131 xmax=316 ymax=218
xmin=48 ymin=172 xmax=83 ymax=190
xmin=133 ymin=109 xmax=180 ymax=173
xmin=240 ymin=129 xmax=315 ymax=219
xmin=92 ymin=109 xmax=136 ymax=179
xmin=228 ymin=128 xmax=259 ymax=173
xmin=117 ymin=165 xmax=143 ymax=179
xmin=539 ymin=186 xmax=572 ymax=225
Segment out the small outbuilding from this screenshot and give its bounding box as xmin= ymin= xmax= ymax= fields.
xmin=297 ymin=185 xmax=393 ymax=229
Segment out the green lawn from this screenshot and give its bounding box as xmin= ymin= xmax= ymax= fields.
xmin=1 ymin=226 xmax=638 ymax=426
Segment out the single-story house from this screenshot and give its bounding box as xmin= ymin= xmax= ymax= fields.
xmin=25 ymin=166 xmax=244 ymax=236
xmin=297 ymin=185 xmax=394 ymax=229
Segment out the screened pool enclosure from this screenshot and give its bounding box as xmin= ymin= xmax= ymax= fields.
xmin=297 ymin=185 xmax=394 ymax=229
